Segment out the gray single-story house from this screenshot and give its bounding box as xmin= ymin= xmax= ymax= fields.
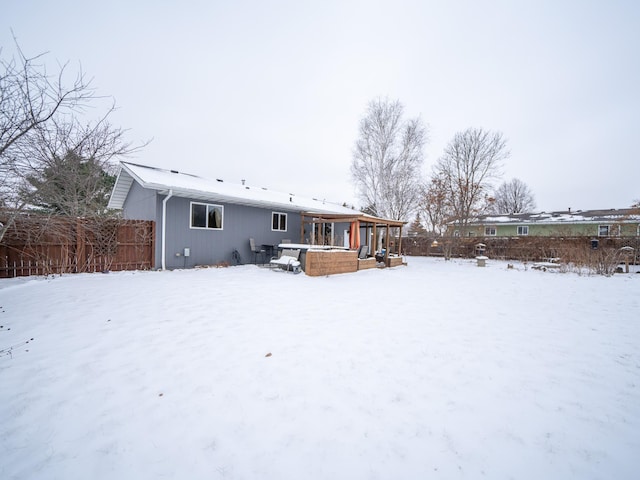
xmin=107 ymin=162 xmax=402 ymax=270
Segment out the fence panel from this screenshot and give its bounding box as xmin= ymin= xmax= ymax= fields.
xmin=401 ymin=235 xmax=640 ymax=264
xmin=0 ymin=216 xmax=155 ymax=278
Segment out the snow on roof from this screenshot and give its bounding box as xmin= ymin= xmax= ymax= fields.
xmin=108 ymin=162 xmax=359 ymax=215
xmin=469 ymin=209 xmax=640 ymax=225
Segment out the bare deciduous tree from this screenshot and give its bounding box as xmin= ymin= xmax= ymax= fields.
xmin=20 ymin=106 xmax=138 ymax=216
xmin=0 ymin=38 xmax=144 ymax=241
xmin=434 ymin=127 xmax=508 ymax=245
xmin=419 ymin=173 xmax=452 ymax=236
xmin=0 ymin=40 xmax=94 ymax=159
xmin=1 ymin=41 xmax=94 ymax=215
xmin=488 ymin=177 xmax=536 ymax=214
xmin=351 ymin=97 xmax=427 ymax=221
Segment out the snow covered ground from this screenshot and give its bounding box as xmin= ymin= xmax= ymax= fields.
xmin=1 ymin=257 xmax=639 ymax=479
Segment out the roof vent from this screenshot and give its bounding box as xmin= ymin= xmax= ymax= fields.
xmin=241 ymin=179 xmax=246 ymax=185
xmin=216 ymin=179 xmax=223 ymax=182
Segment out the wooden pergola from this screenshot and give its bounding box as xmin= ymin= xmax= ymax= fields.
xmin=299 ymin=212 xmax=407 ymax=263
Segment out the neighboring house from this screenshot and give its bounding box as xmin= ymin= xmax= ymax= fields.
xmin=107 ymin=162 xmax=394 ymax=269
xmin=455 ymin=209 xmax=640 ymax=238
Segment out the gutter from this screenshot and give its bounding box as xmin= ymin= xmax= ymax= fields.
xmin=161 ymin=189 xmax=173 ymax=270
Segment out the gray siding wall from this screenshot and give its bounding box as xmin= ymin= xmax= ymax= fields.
xmin=162 ymin=195 xmax=302 ymax=268
xmin=121 ymin=183 xmax=163 ymax=266
xmin=121 ymin=186 xmax=364 ymax=269
xmin=121 ymin=182 xmax=159 ymax=222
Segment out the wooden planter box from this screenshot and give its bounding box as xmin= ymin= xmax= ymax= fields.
xmin=358 ymin=257 xmax=377 ymax=270
xmin=305 ymin=250 xmax=358 ymax=276
xmin=386 ymin=256 xmax=404 ymax=267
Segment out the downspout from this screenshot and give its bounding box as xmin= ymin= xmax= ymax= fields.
xmin=161 ymin=190 xmax=173 ymax=270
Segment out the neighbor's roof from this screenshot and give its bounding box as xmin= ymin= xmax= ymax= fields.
xmin=467 ymin=209 xmax=640 ymax=225
xmin=107 ymin=162 xmax=360 ymax=216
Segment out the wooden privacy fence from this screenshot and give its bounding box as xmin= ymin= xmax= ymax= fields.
xmin=402 ymin=235 xmax=640 ymax=263
xmin=0 ymin=215 xmax=155 ymax=278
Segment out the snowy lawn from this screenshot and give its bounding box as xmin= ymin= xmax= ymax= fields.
xmin=1 ymin=257 xmax=639 ymax=479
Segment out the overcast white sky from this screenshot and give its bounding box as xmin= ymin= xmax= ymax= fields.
xmin=3 ymin=0 xmax=639 ymax=213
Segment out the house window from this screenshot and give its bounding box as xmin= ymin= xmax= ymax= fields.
xmin=272 ymin=212 xmax=287 ymax=232
xmin=598 ymin=225 xmax=619 ymax=237
xmin=191 ymin=202 xmax=223 ymax=230
xmin=517 ymin=226 xmax=529 ymax=236
xmin=485 ymin=226 xmax=497 ymax=236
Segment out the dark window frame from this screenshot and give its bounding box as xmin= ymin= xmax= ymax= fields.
xmin=272 ymin=212 xmax=287 ymax=232
xmin=190 ymin=202 xmax=224 ymax=230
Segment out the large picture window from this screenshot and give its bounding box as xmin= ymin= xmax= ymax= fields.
xmin=272 ymin=212 xmax=287 ymax=231
xmin=191 ymin=202 xmax=223 ymax=230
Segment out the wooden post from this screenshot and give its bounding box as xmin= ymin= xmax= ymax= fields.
xmin=76 ymin=218 xmax=86 ymax=273
xmin=300 ymin=214 xmax=305 ymax=243
xmin=373 ymin=223 xmax=377 ymax=254
xmin=150 ymin=221 xmax=156 ymax=270
xmin=384 ymin=224 xmax=390 ymax=263
xmin=398 ymin=225 xmax=403 ymax=256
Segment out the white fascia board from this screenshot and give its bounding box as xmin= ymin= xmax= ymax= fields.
xmin=107 ymin=168 xmax=134 ymax=210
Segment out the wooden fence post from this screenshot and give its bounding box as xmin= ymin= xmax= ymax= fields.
xmin=150 ymin=221 xmax=156 ymax=270
xmin=76 ymin=218 xmax=86 ymax=272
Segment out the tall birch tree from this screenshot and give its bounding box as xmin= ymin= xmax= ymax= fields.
xmin=351 ymin=98 xmax=427 ymax=221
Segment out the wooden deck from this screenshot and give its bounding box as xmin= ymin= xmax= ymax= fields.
xmin=304 ymin=249 xmax=405 ymax=276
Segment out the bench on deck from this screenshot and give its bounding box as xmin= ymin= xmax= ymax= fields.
xmin=270 ymin=248 xmax=302 ymax=273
